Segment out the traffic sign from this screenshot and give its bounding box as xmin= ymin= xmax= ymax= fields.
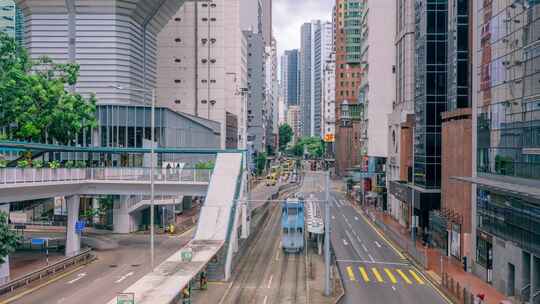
xmin=117 ymin=293 xmax=134 ymax=304
xmin=181 ymin=248 xmax=193 ymax=262
xmin=75 ymin=220 xmax=86 ymax=234
xmin=31 ymin=238 xmax=46 ymax=246
xmin=324 ymin=133 xmax=335 ymax=143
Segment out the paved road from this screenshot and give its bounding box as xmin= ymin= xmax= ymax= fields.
xmin=302 ymin=172 xmax=450 ymax=304
xmin=4 ymin=231 xmax=193 ymax=304
xmin=220 ymin=187 xmax=307 ymax=304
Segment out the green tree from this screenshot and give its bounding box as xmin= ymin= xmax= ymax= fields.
xmin=195 ymin=161 xmax=215 ymax=170
xmin=255 ymin=152 xmax=267 ymax=176
xmin=0 ymin=211 xmax=21 ymax=264
xmin=278 ymin=124 xmax=293 ymax=151
xmin=0 ymin=33 xmax=97 ymax=144
xmin=290 ymin=137 xmax=324 ymax=158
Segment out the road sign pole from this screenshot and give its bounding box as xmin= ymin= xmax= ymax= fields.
xmin=324 ymin=171 xmax=331 ymax=296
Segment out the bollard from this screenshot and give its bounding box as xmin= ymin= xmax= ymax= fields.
xmin=456 ymin=282 xmax=461 ymax=299
xmin=462 ymin=287 xmax=467 ymax=304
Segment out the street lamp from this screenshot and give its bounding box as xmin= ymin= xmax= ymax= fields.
xmin=110 ymin=85 xmax=157 ymax=269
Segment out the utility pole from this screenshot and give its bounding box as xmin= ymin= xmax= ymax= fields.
xmin=324 ymin=171 xmax=331 ymax=296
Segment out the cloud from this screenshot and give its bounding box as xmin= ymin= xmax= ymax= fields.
xmin=273 ymin=0 xmax=334 ymax=57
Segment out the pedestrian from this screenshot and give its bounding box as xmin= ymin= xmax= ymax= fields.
xmin=474 ymin=293 xmax=485 ymax=304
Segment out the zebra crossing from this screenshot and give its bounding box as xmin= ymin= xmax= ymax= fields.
xmin=344 ymin=265 xmax=426 ymax=286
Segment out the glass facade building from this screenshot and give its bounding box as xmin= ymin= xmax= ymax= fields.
xmin=472 ymin=0 xmax=540 ymax=297
xmin=447 ymin=0 xmax=470 ymax=110
xmin=344 ymin=0 xmax=362 ymax=64
xmin=76 ymin=105 xmax=221 ymax=149
xmin=477 ymin=0 xmax=540 ymax=180
xmin=0 ymin=0 xmax=24 ymax=45
xmin=414 ymin=0 xmax=448 ymax=189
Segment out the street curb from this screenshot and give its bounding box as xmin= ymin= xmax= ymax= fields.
xmin=332 ymin=265 xmax=345 ymax=304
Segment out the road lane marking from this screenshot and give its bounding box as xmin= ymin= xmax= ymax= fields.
xmin=384 ymin=268 xmax=397 ymax=284
xmin=346 ymin=266 xmax=356 ymax=281
xmin=342 ymin=239 xmax=348 ymax=246
xmin=361 ymin=244 xmax=368 ymax=252
xmin=371 ymin=268 xmax=384 ymax=283
xmin=354 ymin=216 xmax=359 ymax=221
xmin=392 ymin=286 xmax=397 ymax=291
xmin=396 ymin=269 xmax=412 ymax=284
xmin=275 ymin=248 xmax=280 ymax=261
xmin=408 ymin=269 xmax=425 ymax=285
xmin=115 ymin=271 xmax=134 ymax=283
xmin=374 ymin=241 xmax=382 ymax=248
xmin=368 ymin=254 xmax=375 ymax=262
xmin=263 ymin=295 xmax=268 ymax=304
xmin=358 ymin=211 xmax=406 ymax=260
xmin=0 ymin=265 xmax=86 ymax=304
xmin=359 ymin=267 xmax=370 ymax=282
xmin=267 ymin=275 xmax=273 ymax=288
xmin=336 ymin=259 xmax=409 ymax=266
xmin=67 ymin=272 xmax=87 ymax=284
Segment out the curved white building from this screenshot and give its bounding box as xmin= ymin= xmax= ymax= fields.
xmin=16 ymin=0 xmax=185 ymax=105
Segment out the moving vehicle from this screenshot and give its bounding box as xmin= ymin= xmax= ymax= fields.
xmin=266 ymin=173 xmax=277 ymax=186
xmin=281 ymin=198 xmax=305 ymax=253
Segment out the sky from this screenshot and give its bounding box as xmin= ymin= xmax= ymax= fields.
xmin=273 ymin=0 xmax=334 ymax=58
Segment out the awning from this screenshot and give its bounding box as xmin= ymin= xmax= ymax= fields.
xmin=451 ymin=175 xmax=540 ymax=203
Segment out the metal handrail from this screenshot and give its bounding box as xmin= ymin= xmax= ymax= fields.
xmin=0 ymin=248 xmax=94 ymax=296
xmin=0 ymin=167 xmax=212 ymax=185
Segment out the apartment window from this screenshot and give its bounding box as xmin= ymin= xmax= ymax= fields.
xmin=174 ymin=99 xmax=181 ymax=104
xmin=210 ymin=3 xmax=217 ymax=7
xmin=210 ymin=18 xmax=216 ymax=22
xmin=174 ymin=58 xmax=181 ymax=63
xmin=174 ymin=17 xmax=181 ymax=22
xmin=201 ymin=100 xmax=208 ymax=104
xmin=202 ymin=3 xmax=208 ymax=7
xmin=174 ymin=38 xmax=181 ymax=42
xmin=174 ymin=79 xmax=181 ymax=83
xmin=210 ymin=79 xmax=216 ymax=83
xmin=202 ymin=17 xmax=208 ymax=22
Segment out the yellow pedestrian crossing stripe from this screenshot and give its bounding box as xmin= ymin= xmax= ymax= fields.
xmin=384 ymin=268 xmax=397 ymax=284
xmin=345 ymin=266 xmax=427 ymax=286
xmin=346 ymin=266 xmax=356 ymax=281
xmin=371 ymin=268 xmax=384 ymax=283
xmin=396 ymin=269 xmax=412 ymax=284
xmin=359 ymin=267 xmax=370 ymax=282
xmin=408 ymin=269 xmax=425 ymax=285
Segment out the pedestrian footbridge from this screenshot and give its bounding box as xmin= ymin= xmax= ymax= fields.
xmin=0 ymin=167 xmax=211 ymax=203
xmin=106 ymin=152 xmax=248 ymax=304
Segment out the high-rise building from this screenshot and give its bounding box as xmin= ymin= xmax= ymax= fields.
xmin=335 ymin=0 xmax=363 ymax=175
xmin=286 ymin=105 xmax=301 ymax=143
xmin=299 ymin=20 xmax=322 ymax=138
xmin=387 ymin=0 xmax=416 ymax=227
xmin=156 ymin=0 xmax=248 ymax=149
xmin=456 ymin=0 xmax=540 ymax=298
xmin=240 ymin=0 xmax=262 ymax=33
xmin=18 ymin=1 xmax=184 ymax=106
xmin=280 ymin=49 xmax=300 ymax=107
xmin=266 ymin=37 xmax=279 ymax=151
xmin=355 ymin=0 xmax=395 ymax=206
xmin=0 ymin=0 xmax=23 ymax=45
xmin=262 ymin=0 xmax=272 ymax=46
xmin=244 ymin=31 xmax=266 ymax=154
xmin=322 ymin=52 xmax=336 ymax=149
xmin=409 ymin=0 xmax=449 ymax=230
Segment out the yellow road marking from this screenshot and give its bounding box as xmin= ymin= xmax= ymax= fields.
xmin=384 ymin=268 xmax=397 ymax=284
xmin=371 ymin=268 xmax=384 ymax=283
xmin=359 ymin=267 xmax=370 ymax=282
xmin=409 ymin=269 xmax=425 ymax=285
xmin=0 ymin=265 xmax=86 ymax=304
xmin=359 ymin=212 xmax=406 ymax=260
xmin=396 ymin=269 xmax=412 ymax=284
xmin=346 ymin=266 xmax=356 ymax=281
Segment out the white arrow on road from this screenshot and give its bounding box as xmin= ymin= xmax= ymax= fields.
xmin=343 ymin=239 xmax=348 ymax=246
xmin=67 ymin=273 xmax=87 ymax=284
xmin=354 ymin=216 xmax=359 ymax=221
xmin=375 ymin=241 xmax=382 ymax=248
xmin=115 ymin=272 xmax=134 ymax=283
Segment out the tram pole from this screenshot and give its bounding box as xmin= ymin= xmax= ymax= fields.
xmin=324 ymin=171 xmax=331 ymax=296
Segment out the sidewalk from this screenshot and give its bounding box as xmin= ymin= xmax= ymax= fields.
xmin=361 ymin=204 xmax=507 ymax=304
